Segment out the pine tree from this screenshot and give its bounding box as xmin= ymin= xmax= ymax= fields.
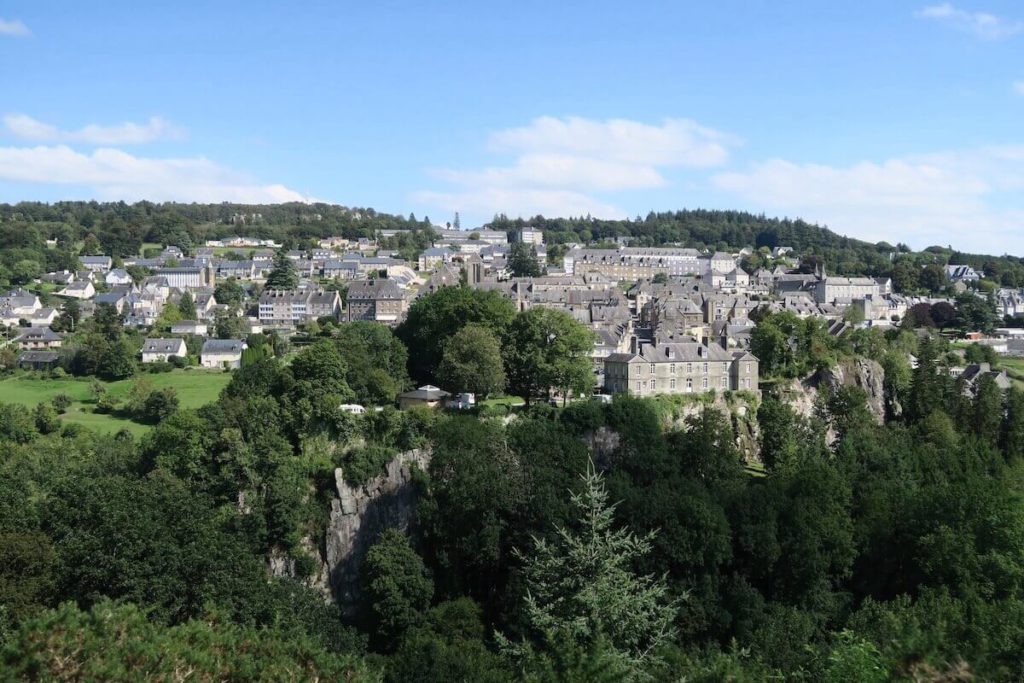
xmin=265 ymin=250 xmax=299 ymax=290
xmin=503 ymin=463 xmax=678 ymax=680
xmin=178 ymin=291 xmax=197 ymax=320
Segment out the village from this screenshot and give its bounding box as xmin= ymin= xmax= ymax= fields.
xmin=2 ymin=225 xmax=1018 ymax=412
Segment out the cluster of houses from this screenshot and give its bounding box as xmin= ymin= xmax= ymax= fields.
xmin=7 ymin=223 xmax=1016 ymax=404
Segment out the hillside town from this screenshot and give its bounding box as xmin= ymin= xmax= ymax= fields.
xmin=5 ymin=223 xmax=1018 ymax=407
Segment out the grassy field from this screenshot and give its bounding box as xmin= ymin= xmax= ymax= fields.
xmin=1000 ymin=357 xmax=1024 ymax=388
xmin=0 ymin=370 xmax=232 ymax=436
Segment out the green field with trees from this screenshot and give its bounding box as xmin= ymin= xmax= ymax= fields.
xmin=0 ymin=371 xmax=230 ymax=434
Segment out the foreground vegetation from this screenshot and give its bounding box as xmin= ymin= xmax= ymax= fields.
xmin=0 ymin=300 xmax=1021 ymax=680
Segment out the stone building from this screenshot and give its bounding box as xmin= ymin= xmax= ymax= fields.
xmin=604 ymin=339 xmax=758 ymax=396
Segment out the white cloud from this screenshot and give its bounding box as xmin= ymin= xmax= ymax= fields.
xmin=0 ymin=19 xmax=30 ymax=37
xmin=0 ymin=144 xmax=311 ymax=204
xmin=416 ymin=115 xmax=736 ymax=220
xmin=917 ymin=3 xmax=1023 ymax=40
xmin=490 ymin=116 xmax=736 ymax=168
xmin=712 ymin=147 xmax=1024 ymax=253
xmin=4 ymin=114 xmax=186 ymax=145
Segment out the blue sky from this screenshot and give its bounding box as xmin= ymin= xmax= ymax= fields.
xmin=1 ymin=1 xmax=1022 ymax=253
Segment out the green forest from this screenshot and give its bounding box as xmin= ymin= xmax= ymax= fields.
xmin=0 ymin=279 xmax=1022 ymax=680
xmin=1 ymin=202 xmax=1023 ymax=679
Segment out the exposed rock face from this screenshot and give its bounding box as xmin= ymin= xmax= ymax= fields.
xmin=674 ymin=396 xmax=761 ymax=462
xmin=807 ymin=357 xmax=886 ymax=424
xmin=772 ymin=357 xmax=888 ymax=444
xmin=324 ymin=448 xmax=431 ymax=614
xmin=268 ymin=536 xmax=332 ymax=600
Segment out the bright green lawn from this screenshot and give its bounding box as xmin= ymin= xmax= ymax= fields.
xmin=999 ymin=357 xmax=1024 ymax=389
xmin=0 ymin=370 xmax=232 ymax=435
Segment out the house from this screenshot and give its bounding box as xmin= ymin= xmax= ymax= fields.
xmin=42 ymin=271 xmax=76 ymax=286
xmin=517 ymin=227 xmax=544 ymax=245
xmin=959 ymin=362 xmax=1012 ymax=393
xmin=0 ymin=289 xmax=42 ymax=317
xmin=141 ymin=338 xmax=188 ymax=363
xmin=339 ymin=404 xmax=367 ymax=415
xmin=604 ymin=339 xmax=758 ymax=396
xmin=418 ymin=247 xmax=452 ymax=272
xmin=171 ymin=320 xmax=208 ymax=336
xmin=323 ymin=259 xmax=359 ymax=280
xmin=105 ymin=268 xmax=133 ymax=286
xmin=14 ymin=327 xmax=64 ymax=349
xmin=30 ymin=308 xmax=58 ymax=327
xmin=94 ymin=291 xmax=128 ymax=313
xmin=398 ymin=385 xmax=450 ymax=410
xmin=946 ymin=264 xmax=981 ymax=283
xmin=200 ymin=339 xmax=247 ymax=369
xmin=80 ymin=255 xmax=113 ymax=272
xmin=258 ymin=289 xmax=342 ymax=326
xmin=216 ymin=260 xmax=257 ymax=280
xmin=57 ymin=281 xmax=96 ymax=300
xmin=16 ymin=350 xmax=61 ymax=371
xmin=346 ymin=279 xmax=407 ymax=324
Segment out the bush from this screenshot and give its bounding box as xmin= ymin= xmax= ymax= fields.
xmin=51 ymin=393 xmax=72 ymax=414
xmin=169 ymin=355 xmax=188 ymax=369
xmin=33 ymin=403 xmax=61 ymax=434
xmin=146 ymin=360 xmax=174 ymax=373
xmin=339 ymin=445 xmax=396 ymax=486
xmin=141 ymin=388 xmax=179 ymax=423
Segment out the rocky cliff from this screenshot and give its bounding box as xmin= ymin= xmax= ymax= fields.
xmin=323 ymin=448 xmax=431 ymax=614
xmin=771 ymin=357 xmax=887 ymax=443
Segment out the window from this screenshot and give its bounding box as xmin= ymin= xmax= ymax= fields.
xmin=745 ymin=363 xmax=751 ymax=374
xmin=651 ymin=379 xmax=656 ymax=391
xmin=703 ymin=363 xmax=709 ymax=374
xmin=702 ymin=377 xmax=709 ymax=389
xmin=686 ymin=378 xmax=692 ymax=392
xmin=670 ymin=363 xmax=675 ymax=374
xmin=670 ymin=378 xmax=676 ymax=390
xmin=635 ymin=381 xmax=641 ymax=392
xmin=687 ymin=363 xmax=692 ymax=373
xmin=721 ymin=376 xmax=728 ymax=388
xmin=650 ymin=363 xmax=656 ymax=374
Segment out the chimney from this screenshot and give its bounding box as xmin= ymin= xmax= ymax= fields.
xmin=629 ymin=335 xmax=637 ymax=354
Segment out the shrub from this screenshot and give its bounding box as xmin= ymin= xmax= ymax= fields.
xmin=339 ymin=446 xmax=396 ymax=486
xmin=51 ymin=393 xmax=72 ymax=414
xmin=146 ymin=360 xmax=174 ymax=373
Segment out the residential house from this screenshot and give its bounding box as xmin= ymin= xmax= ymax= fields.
xmin=57 ymin=281 xmax=96 ymax=300
xmin=14 ymin=327 xmax=64 ymax=349
xmin=105 ymin=268 xmax=133 ymax=286
xmin=200 ymin=339 xmax=247 ymax=369
xmin=946 ymin=264 xmax=981 ymax=283
xmin=171 ymin=320 xmax=208 ymax=336
xmin=80 ymin=255 xmax=113 ymax=272
xmin=958 ymin=362 xmax=1012 ymax=393
xmin=0 ymin=289 xmax=41 ymax=317
xmin=141 ymin=338 xmax=188 ymax=363
xmin=17 ymin=350 xmax=61 ymax=370
xmin=30 ymin=308 xmax=58 ymax=327
xmin=418 ymin=247 xmax=452 ymax=271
